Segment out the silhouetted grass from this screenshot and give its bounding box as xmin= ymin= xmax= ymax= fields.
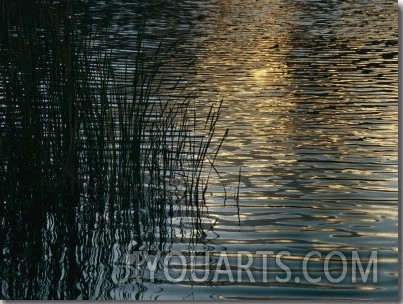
xmin=0 ymin=1 xmax=228 ymax=299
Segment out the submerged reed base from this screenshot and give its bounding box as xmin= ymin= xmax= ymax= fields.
xmin=0 ymin=2 xmax=228 ymax=299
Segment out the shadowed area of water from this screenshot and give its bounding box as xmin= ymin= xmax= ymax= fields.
xmin=1 ymin=0 xmax=397 ymax=300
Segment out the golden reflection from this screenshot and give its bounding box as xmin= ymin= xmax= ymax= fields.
xmin=359 ymin=232 xmax=397 ymax=239
xmin=195 ymin=1 xmax=294 ymax=100
xmin=356 ymin=286 xmax=378 ymax=291
xmin=191 ymin=3 xmax=397 ymax=294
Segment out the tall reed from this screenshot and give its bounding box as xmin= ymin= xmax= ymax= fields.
xmin=1 ymin=1 xmax=227 ymax=299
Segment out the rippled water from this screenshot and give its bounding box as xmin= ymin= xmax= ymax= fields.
xmin=173 ymin=0 xmax=398 ymax=300
xmin=103 ymin=0 xmax=397 ymax=300
xmin=2 ymin=0 xmax=398 ymax=300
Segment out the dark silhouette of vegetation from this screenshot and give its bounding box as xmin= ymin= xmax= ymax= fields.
xmin=0 ymin=1 xmax=227 ymax=299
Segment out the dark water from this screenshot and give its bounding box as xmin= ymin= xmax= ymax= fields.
xmin=1 ymin=0 xmax=398 ymax=300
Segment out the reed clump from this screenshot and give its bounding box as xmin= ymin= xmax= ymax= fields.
xmin=1 ymin=1 xmax=227 ymax=298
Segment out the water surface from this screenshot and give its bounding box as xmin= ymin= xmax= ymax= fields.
xmin=1 ymin=0 xmax=398 ymax=300
xmin=99 ymin=0 xmax=398 ymax=299
xmin=186 ymin=0 xmax=398 ymax=300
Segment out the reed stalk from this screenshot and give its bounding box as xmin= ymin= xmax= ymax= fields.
xmin=0 ymin=1 xmax=228 ymax=299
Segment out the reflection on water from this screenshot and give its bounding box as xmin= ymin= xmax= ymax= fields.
xmin=190 ymin=0 xmax=397 ymax=300
xmin=1 ymin=0 xmax=398 ymax=300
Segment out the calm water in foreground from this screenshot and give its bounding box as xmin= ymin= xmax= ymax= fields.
xmin=2 ymin=0 xmax=398 ymax=300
